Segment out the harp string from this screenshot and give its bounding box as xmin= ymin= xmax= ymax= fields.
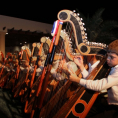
xmin=44 ymin=23 xmax=75 ymax=118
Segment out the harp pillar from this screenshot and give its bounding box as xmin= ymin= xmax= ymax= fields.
xmin=0 ymin=31 xmax=5 ymax=56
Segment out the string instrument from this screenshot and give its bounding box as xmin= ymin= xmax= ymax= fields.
xmin=24 ymin=37 xmax=52 ymax=114
xmin=4 ymin=51 xmax=20 ymax=89
xmin=5 ymin=59 xmax=20 ymax=89
xmin=53 ymin=58 xmax=109 ymax=118
xmin=29 ymin=20 xmax=62 ymax=118
xmin=0 ymin=51 xmax=5 ymax=78
xmin=38 ymin=9 xmax=108 ymax=118
xmin=21 ymin=38 xmax=46 ymax=103
xmin=12 ymin=46 xmax=31 ymax=97
xmin=12 ymin=51 xmax=19 ymax=62
xmin=0 ymin=52 xmax=14 ymax=87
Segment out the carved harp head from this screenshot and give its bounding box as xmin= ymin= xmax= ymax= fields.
xmin=31 ymin=41 xmax=45 ymax=62
xmin=57 ymin=9 xmax=108 ymax=60
xmin=32 ymin=42 xmax=39 ymax=62
xmin=21 ymin=46 xmax=31 ymax=66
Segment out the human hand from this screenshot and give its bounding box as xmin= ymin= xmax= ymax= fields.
xmin=74 ymin=56 xmax=83 ymax=66
xmin=74 ymin=56 xmax=84 ymax=71
xmin=58 ymin=59 xmax=67 ymax=70
xmin=68 ymin=71 xmax=81 ymax=83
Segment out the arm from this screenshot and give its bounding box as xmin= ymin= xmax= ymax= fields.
xmin=74 ymin=56 xmax=89 ymax=79
xmin=69 ymin=69 xmax=118 ymax=91
xmin=81 ymin=68 xmax=89 ymax=79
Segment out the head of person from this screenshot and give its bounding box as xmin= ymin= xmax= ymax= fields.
xmin=107 ymin=40 xmax=118 ymax=67
xmin=15 ymin=58 xmax=19 ymax=66
xmin=37 ymin=57 xmax=42 ymax=67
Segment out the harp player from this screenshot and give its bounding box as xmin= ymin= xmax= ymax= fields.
xmin=68 ymin=40 xmax=118 ymax=118
xmin=55 ymin=54 xmax=100 ymax=80
xmin=73 ymin=55 xmax=100 ymax=79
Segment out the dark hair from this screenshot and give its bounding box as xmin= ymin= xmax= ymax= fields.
xmin=107 ymin=49 xmax=118 ymax=56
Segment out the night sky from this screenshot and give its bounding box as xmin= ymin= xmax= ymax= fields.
xmin=1 ymin=1 xmax=118 ymax=24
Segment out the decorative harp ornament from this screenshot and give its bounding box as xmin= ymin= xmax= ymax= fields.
xmin=57 ymin=9 xmax=107 ymax=56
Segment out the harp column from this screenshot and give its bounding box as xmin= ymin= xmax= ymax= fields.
xmin=0 ymin=31 xmax=6 ymax=56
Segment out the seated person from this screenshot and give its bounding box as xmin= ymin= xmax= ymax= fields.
xmin=51 ymin=54 xmax=100 ymax=81
xmin=74 ymin=55 xmax=100 ymax=79
xmin=51 ymin=59 xmax=78 ymax=81
xmin=68 ymin=40 xmax=118 ymax=118
xmin=36 ymin=56 xmax=44 ymax=77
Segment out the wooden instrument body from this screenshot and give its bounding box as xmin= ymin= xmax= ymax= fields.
xmin=0 ymin=9 xmax=109 ymax=118
xmin=38 ymin=9 xmax=108 ymax=118
xmin=5 ymin=65 xmax=20 ymax=89
xmin=53 ymin=57 xmax=110 ymax=118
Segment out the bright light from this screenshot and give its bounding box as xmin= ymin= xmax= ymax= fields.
xmin=6 ymin=32 xmax=8 ymax=34
xmin=25 ymin=42 xmax=27 ymax=43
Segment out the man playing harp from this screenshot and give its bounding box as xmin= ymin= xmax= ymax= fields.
xmin=68 ymin=40 xmax=118 ymax=117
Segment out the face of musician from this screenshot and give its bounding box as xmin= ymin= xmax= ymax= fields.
xmin=107 ymin=52 xmax=118 ymax=67
xmin=15 ymin=59 xmax=19 ymax=66
xmin=38 ymin=59 xmax=42 ymax=67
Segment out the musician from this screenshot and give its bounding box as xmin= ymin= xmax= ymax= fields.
xmin=11 ymin=58 xmax=19 ymax=74
xmin=73 ymin=55 xmax=100 ymax=79
xmin=51 ymin=59 xmax=78 ymax=81
xmin=68 ymin=40 xmax=118 ymax=118
xmin=35 ymin=56 xmax=44 ymax=77
xmin=54 ymin=54 xmax=100 ymax=81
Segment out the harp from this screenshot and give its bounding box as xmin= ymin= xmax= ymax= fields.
xmin=0 ymin=52 xmax=13 ymax=88
xmin=5 ymin=59 xmax=20 ymax=89
xmin=37 ymin=9 xmax=109 ymax=118
xmin=20 ymin=38 xmax=47 ymax=103
xmin=12 ymin=46 xmax=31 ymax=98
xmin=24 ymin=37 xmax=54 ymax=113
xmin=0 ymin=51 xmax=4 ymax=78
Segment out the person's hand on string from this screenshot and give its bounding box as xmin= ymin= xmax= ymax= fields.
xmin=68 ymin=68 xmax=81 ymax=83
xmin=74 ymin=56 xmax=84 ymax=72
xmin=58 ymin=59 xmax=68 ymax=73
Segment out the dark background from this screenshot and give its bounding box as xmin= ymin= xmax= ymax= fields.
xmin=1 ymin=1 xmax=118 ymax=54
xmin=1 ymin=1 xmax=118 ymax=24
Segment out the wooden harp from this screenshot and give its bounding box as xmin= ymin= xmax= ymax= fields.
xmin=38 ymin=9 xmax=109 ymax=118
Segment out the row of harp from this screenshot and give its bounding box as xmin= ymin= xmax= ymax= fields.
xmin=0 ymin=35 xmax=109 ymax=118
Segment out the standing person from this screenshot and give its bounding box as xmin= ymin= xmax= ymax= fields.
xmin=68 ymin=40 xmax=118 ymax=118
